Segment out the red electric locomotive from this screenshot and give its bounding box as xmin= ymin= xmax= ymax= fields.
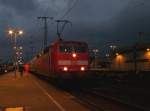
xmin=30 ymin=40 xmax=89 ymax=78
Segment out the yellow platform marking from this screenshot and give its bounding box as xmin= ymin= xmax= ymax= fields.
xmin=5 ymin=107 xmax=23 ymax=111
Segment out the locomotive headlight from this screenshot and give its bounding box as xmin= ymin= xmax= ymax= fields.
xmin=63 ymin=67 xmax=68 ymax=71
xmin=72 ymin=53 xmax=77 ymax=58
xmin=81 ymin=67 xmax=85 ymax=71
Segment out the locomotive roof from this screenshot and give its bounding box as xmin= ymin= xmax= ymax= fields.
xmin=53 ymin=40 xmax=87 ymax=45
xmin=45 ymin=40 xmax=88 ymax=50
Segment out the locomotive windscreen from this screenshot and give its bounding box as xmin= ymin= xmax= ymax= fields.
xmin=59 ymin=43 xmax=87 ymax=53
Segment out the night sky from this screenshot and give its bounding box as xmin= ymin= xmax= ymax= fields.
xmin=0 ymin=0 xmax=149 ymax=62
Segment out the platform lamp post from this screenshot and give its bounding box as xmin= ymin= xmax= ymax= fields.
xmin=8 ymin=29 xmax=23 ymax=78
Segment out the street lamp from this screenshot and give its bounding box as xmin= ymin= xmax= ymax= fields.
xmin=19 ymin=30 xmax=23 ymax=35
xmin=116 ymin=53 xmax=123 ymax=71
xmin=8 ymin=30 xmax=13 ymax=35
xmin=146 ymin=48 xmax=150 ymax=70
xmin=8 ymin=29 xmax=23 ymax=78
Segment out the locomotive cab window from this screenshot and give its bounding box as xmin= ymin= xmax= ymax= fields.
xmin=59 ymin=45 xmax=72 ymax=53
xmin=59 ymin=43 xmax=87 ymax=53
xmin=74 ymin=45 xmax=86 ymax=53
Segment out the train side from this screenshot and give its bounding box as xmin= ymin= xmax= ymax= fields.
xmin=30 ymin=40 xmax=89 ymax=78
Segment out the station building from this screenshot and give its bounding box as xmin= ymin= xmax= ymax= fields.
xmin=110 ymin=43 xmax=150 ymax=72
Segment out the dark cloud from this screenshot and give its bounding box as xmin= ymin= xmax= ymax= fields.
xmin=0 ymin=0 xmax=38 ymax=15
xmin=59 ymin=0 xmax=150 ymax=47
xmin=0 ymin=0 xmax=149 ymax=61
xmin=113 ymin=0 xmax=150 ymax=44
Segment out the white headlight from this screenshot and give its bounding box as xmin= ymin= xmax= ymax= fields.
xmin=81 ymin=67 xmax=85 ymax=71
xmin=63 ymin=67 xmax=68 ymax=71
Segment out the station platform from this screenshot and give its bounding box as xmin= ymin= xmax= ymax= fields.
xmin=0 ymin=71 xmax=90 ymax=111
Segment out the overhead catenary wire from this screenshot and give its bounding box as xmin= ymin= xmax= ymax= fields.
xmin=39 ymin=0 xmax=79 ymax=29
xmin=60 ymin=0 xmax=80 ymax=19
xmin=55 ymin=20 xmax=72 ymax=40
xmin=53 ymin=0 xmax=79 ymax=40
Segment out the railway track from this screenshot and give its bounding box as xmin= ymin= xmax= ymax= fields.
xmin=33 ymin=72 xmax=150 ymax=111
xmin=69 ymin=88 xmax=149 ymax=111
xmin=91 ymin=84 xmax=150 ymax=110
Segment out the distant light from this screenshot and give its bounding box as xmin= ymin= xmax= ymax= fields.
xmin=116 ymin=53 xmax=119 ymax=56
xmin=106 ymin=54 xmax=110 ymax=57
xmin=8 ymin=30 xmax=13 ymax=35
xmin=18 ymin=60 xmax=21 ymax=62
xmin=18 ymin=30 xmax=23 ymax=35
xmin=110 ymin=45 xmax=117 ymax=49
xmin=93 ymin=49 xmax=99 ymax=53
xmin=19 ymin=46 xmax=23 ymax=50
xmin=64 ymin=49 xmax=67 ymax=52
xmin=16 ymin=52 xmax=19 ymax=55
xmin=13 ymin=46 xmax=17 ymax=49
xmin=147 ymin=48 xmax=150 ymax=52
xmin=63 ymin=67 xmax=68 ymax=71
xmin=19 ymin=62 xmax=23 ymax=64
xmin=5 ymin=70 xmax=7 ymax=73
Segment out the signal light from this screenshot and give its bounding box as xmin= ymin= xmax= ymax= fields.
xmin=72 ymin=53 xmax=77 ymax=58
xmin=63 ymin=67 xmax=68 ymax=71
xmin=81 ymin=67 xmax=85 ymax=71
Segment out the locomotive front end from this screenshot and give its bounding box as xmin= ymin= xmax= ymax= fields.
xmin=57 ymin=41 xmax=89 ymax=73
